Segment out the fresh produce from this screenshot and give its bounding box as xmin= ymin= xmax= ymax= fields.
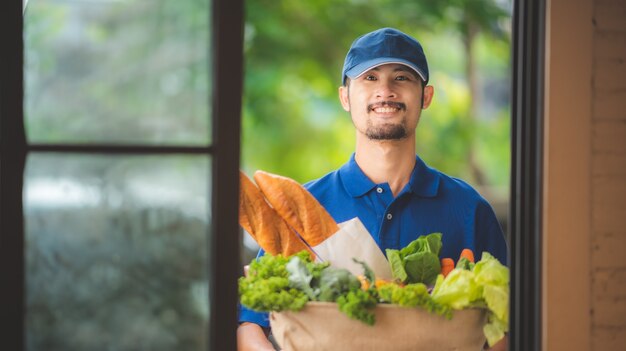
xmin=440 ymin=258 xmax=455 ymax=277
xmin=238 ymin=251 xmax=314 ymax=312
xmin=459 ymin=248 xmax=475 ymax=263
xmin=239 ymin=236 xmax=510 ymax=347
xmin=286 ymin=255 xmax=361 ymax=302
xmin=431 ymin=252 xmax=509 ymax=347
xmin=456 ymin=248 xmax=476 ymax=271
xmin=239 ymin=251 xmax=360 ymax=313
xmin=378 ymin=282 xmax=451 ymax=317
xmin=336 ymin=288 xmax=378 ymax=325
xmin=237 ymin=170 xmax=509 ymax=346
xmin=386 ymin=232 xmax=443 ymax=285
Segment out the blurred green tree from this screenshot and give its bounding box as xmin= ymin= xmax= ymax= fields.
xmin=242 ymin=0 xmax=511 ymax=194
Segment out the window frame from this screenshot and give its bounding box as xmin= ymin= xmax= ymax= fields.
xmin=510 ymin=0 xmax=545 ymax=350
xmin=0 ymin=0 xmax=243 ymax=350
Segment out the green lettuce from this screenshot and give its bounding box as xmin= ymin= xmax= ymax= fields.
xmin=431 ymin=251 xmax=509 ymax=347
xmin=431 ymin=269 xmax=481 ymax=309
xmin=386 ymin=233 xmax=442 ymax=285
xmin=386 ymin=249 xmax=407 ymax=282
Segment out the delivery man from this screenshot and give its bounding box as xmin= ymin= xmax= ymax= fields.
xmin=238 ymin=27 xmax=508 ymax=351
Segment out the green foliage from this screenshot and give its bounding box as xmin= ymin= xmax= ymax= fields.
xmin=24 ymin=0 xmax=211 ymax=145
xmin=377 ymin=283 xmax=451 ymax=317
xmin=431 ymin=252 xmax=510 ymax=347
xmin=336 ymin=289 xmax=379 ymax=326
xmin=386 ymin=233 xmax=443 ymax=285
xmin=242 ymin=0 xmax=512 ymax=189
xmin=318 ymin=267 xmax=362 ymax=302
xmin=239 ymin=252 xmax=313 ymax=312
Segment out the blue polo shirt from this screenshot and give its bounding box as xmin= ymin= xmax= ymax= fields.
xmin=239 ymin=153 xmax=508 ymax=327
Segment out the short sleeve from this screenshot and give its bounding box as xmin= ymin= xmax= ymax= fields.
xmin=475 ymin=199 xmax=509 ymax=265
xmin=238 ymin=248 xmax=270 ymax=327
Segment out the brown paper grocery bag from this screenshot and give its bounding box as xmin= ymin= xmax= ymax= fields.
xmin=312 ymin=218 xmax=393 ymax=280
xmin=270 ymin=302 xmax=487 ymax=351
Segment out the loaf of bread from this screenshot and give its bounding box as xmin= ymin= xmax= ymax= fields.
xmin=253 ymin=170 xmax=340 ymax=247
xmin=239 ymin=171 xmax=313 ymax=257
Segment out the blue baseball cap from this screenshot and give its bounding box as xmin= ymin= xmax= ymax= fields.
xmin=342 ymin=28 xmax=429 ymax=85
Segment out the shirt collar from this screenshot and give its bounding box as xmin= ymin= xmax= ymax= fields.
xmin=339 ymin=153 xmax=440 ymax=198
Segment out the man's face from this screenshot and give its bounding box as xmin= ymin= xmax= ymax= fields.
xmin=339 ymin=63 xmax=433 ymax=141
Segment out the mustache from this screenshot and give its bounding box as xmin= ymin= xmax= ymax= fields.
xmin=367 ymin=101 xmax=406 ymax=111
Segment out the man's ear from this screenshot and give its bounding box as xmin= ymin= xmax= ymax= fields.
xmin=422 ymin=85 xmax=434 ymax=109
xmin=338 ymin=85 xmax=350 ymax=112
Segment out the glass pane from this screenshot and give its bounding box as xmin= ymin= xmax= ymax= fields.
xmin=24 ymin=153 xmax=211 ymax=350
xmin=23 ymin=0 xmax=211 ymax=145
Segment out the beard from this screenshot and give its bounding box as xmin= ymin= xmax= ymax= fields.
xmin=365 ymin=121 xmax=408 ymax=140
xmin=363 ymin=101 xmax=409 ymax=140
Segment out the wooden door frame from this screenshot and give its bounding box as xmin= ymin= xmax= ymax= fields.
xmin=2 ymin=0 xmax=547 ymax=350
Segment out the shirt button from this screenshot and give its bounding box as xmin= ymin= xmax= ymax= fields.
xmin=376 ymin=187 xmax=383 ymax=193
xmin=386 ymin=213 xmax=393 ymax=220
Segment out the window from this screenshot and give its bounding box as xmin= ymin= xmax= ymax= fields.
xmin=1 ymin=0 xmax=243 ymax=350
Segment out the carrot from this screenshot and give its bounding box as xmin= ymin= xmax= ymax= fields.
xmin=358 ymin=275 xmax=395 ymax=290
xmin=440 ymin=258 xmax=455 ymax=277
xmin=459 ymin=248 xmax=475 ymax=263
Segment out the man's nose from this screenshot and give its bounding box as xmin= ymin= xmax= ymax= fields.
xmin=375 ymin=80 xmax=397 ymax=98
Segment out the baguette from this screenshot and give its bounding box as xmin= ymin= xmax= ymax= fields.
xmin=239 ymin=171 xmax=312 ymax=257
xmin=253 ymin=170 xmax=339 ymax=247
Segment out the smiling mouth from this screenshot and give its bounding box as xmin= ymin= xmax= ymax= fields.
xmin=368 ymin=101 xmax=406 ymax=113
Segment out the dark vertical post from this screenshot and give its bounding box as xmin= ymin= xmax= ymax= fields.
xmin=0 ymin=1 xmax=27 ymax=350
xmin=510 ymin=0 xmax=545 ymax=350
xmin=209 ymin=0 xmax=244 ymax=350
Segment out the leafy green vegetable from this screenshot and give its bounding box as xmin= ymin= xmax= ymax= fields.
xmin=239 ymin=246 xmax=510 ymax=347
xmin=286 ymin=256 xmax=319 ymax=299
xmin=483 ymin=312 xmax=508 ymax=347
xmin=386 ymin=233 xmax=442 ymax=284
xmin=386 ymin=249 xmax=407 ymax=282
xmin=318 ymin=267 xmax=361 ymax=302
xmin=456 ymin=256 xmax=475 ymax=271
xmin=239 ymin=252 xmax=311 ymax=312
xmin=352 ymin=258 xmax=376 ymax=285
xmin=474 ymin=252 xmax=509 ymax=286
xmin=425 ymin=234 xmax=443 ymax=256
xmin=431 ymin=269 xmax=480 ymax=309
xmin=431 ymin=251 xmax=509 ymax=347
xmin=404 ymin=251 xmax=441 ymax=285
xmin=473 ymin=252 xmax=509 ymax=346
xmin=378 ymin=283 xmax=451 ymax=318
xmin=336 ymin=289 xmax=378 ymax=326
xmin=240 ymin=251 xmax=363 ymax=315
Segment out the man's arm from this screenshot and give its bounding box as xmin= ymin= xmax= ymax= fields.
xmin=237 ymin=322 xmax=276 ymax=351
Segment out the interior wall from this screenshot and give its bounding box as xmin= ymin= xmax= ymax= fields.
xmin=589 ymin=0 xmax=626 ymax=349
xmin=544 ymin=0 xmax=626 ymax=350
xmin=543 ymin=0 xmax=592 ymax=350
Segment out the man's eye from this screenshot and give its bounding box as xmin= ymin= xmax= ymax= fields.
xmin=395 ymin=75 xmax=409 ymax=81
xmin=364 ymin=75 xmax=377 ymax=81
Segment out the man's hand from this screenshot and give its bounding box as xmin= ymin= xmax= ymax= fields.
xmin=237 ymin=322 xmax=276 ymax=351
